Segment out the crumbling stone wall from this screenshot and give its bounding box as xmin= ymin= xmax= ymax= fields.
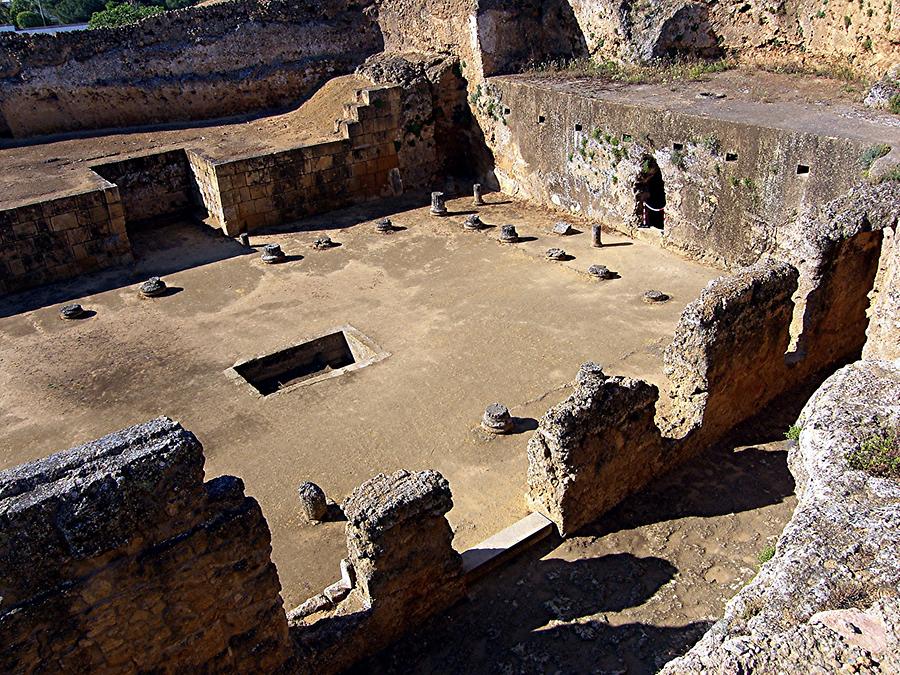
xmin=526 ymin=367 xmax=664 ymax=536
xmin=527 ymin=259 xmax=801 ymax=532
xmin=662 ymin=359 xmax=900 ymax=674
xmin=662 ymin=259 xmax=799 ymax=446
xmin=0 ymin=0 xmax=383 ymax=138
xmin=291 ymin=469 xmax=465 ymax=674
xmin=0 ymin=185 xmax=132 ymax=296
xmin=0 ymin=418 xmax=470 ymax=673
xmin=0 ymin=417 xmax=293 ymax=673
xmin=91 ymin=150 xmax=195 ymax=229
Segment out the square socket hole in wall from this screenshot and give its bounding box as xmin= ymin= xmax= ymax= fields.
xmin=725 ymin=152 xmax=739 ymax=162
xmin=538 ymin=115 xmax=546 ymax=124
xmin=673 ymin=142 xmax=684 ymax=151
xmin=227 ymin=326 xmax=389 ymax=397
xmin=797 ymin=164 xmax=810 ymax=175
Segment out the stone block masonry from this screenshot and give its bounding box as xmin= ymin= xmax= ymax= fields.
xmin=0 ymin=185 xmax=132 ymax=296
xmin=198 ymin=86 xmax=403 ymax=236
xmin=0 ymin=417 xmax=293 ymax=673
xmin=91 ymin=150 xmax=194 ymax=228
xmin=0 ymin=85 xmax=404 ymax=296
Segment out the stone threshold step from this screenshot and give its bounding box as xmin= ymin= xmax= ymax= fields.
xmin=461 ymin=512 xmax=555 ymax=583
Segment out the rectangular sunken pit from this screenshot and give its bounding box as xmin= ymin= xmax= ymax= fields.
xmin=228 ymin=326 xmax=388 ymax=396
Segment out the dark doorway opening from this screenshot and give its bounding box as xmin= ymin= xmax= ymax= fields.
xmin=635 ymin=156 xmax=666 ymax=230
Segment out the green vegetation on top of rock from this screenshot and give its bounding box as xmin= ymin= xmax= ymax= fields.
xmin=847 ymin=423 xmax=900 ymax=479
xmin=860 ymin=143 xmax=891 ymax=176
xmin=757 ymin=544 xmax=776 ymax=565
xmin=529 ymin=57 xmax=736 ymax=85
xmin=87 ymin=1 xmax=164 ymax=29
xmin=785 ymin=424 xmax=802 ymax=441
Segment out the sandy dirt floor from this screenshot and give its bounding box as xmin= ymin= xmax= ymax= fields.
xmin=0 ymin=74 xmax=368 ymax=208
xmin=0 ymin=193 xmax=721 ymax=606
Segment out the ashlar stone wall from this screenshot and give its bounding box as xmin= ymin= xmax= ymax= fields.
xmin=0 ymin=185 xmax=132 ymax=296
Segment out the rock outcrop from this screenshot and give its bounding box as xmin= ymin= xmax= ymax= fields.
xmin=662 ymin=359 xmax=900 ymax=674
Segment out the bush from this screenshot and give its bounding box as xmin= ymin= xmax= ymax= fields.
xmin=88 ymin=2 xmax=164 ymax=29
xmin=889 ymin=94 xmax=900 ymax=115
xmin=860 ymin=143 xmax=891 ymax=176
xmin=16 ymin=10 xmax=44 ymax=27
xmin=758 ymin=544 xmax=776 ymax=565
xmin=847 ymin=425 xmax=900 ymax=479
xmin=785 ymin=424 xmax=802 ymax=441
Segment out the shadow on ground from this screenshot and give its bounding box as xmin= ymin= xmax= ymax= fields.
xmin=354 ymin=392 xmax=803 ymax=674
xmin=351 ymin=547 xmax=709 ymax=675
xmin=0 ymin=219 xmax=250 ymax=317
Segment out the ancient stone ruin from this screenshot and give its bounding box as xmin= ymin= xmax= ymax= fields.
xmin=0 ymin=0 xmax=898 ymax=672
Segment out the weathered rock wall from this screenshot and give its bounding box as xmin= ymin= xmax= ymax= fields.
xmin=0 ymin=0 xmax=383 ymax=138
xmin=479 ymin=75 xmax=880 ymax=268
xmin=377 ymin=0 xmax=897 ymax=83
xmin=0 ymin=185 xmax=132 ymax=297
xmin=779 ymin=180 xmax=900 ymax=372
xmin=526 ymin=366 xmax=664 ymax=536
xmin=865 ymin=225 xmax=900 ymax=361
xmin=662 ymin=359 xmax=900 ymax=674
xmin=565 ymin=0 xmax=898 ymax=76
xmin=0 ymin=417 xmax=293 ymax=673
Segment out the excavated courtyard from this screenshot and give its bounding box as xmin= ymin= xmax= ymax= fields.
xmin=1 ymin=0 xmax=897 ymax=667
xmin=0 ymin=195 xmax=723 ymax=604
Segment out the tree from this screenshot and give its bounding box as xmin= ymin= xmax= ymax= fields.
xmin=16 ymin=9 xmax=43 ymax=26
xmin=0 ymin=5 xmax=11 ymax=25
xmin=10 ymin=0 xmax=39 ymax=25
xmin=87 ymin=1 xmax=163 ymax=28
xmin=51 ymin=0 xmax=106 ymax=24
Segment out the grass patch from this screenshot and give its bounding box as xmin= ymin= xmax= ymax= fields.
xmin=528 ymin=57 xmax=736 ymax=85
xmin=847 ymin=424 xmax=900 ymax=479
xmin=785 ymin=424 xmax=802 ymax=441
xmin=861 ymin=144 xmax=891 ymax=176
xmin=757 ymin=544 xmax=776 ymax=565
xmin=890 ymin=94 xmax=900 ymax=115
xmin=873 ymin=165 xmax=900 ymax=183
